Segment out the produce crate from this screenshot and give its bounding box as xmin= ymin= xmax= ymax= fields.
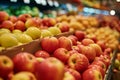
xmin=104 ymin=50 xmax=118 ymax=80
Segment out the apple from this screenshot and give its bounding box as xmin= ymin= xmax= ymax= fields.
xmin=65 ymin=68 xmax=81 ymax=80
xmin=53 ymin=48 xmax=70 ymax=64
xmin=89 ymin=43 xmax=103 ymax=57
xmin=12 ymin=52 xmax=36 ymax=73
xmin=9 ymin=16 xmax=18 ymax=23
xmin=34 ymin=57 xmax=65 ymax=80
xmin=1 ymin=20 xmax=14 ymax=31
xmin=63 ymin=72 xmax=75 ymax=80
xmin=0 ymin=55 xmax=13 ymax=78
xmin=114 ymin=59 xmax=120 ymax=69
xmin=48 ymin=26 xmax=61 ymax=36
xmin=12 ymin=29 xmax=22 ymax=34
xmin=18 ymin=14 xmax=31 ymax=22
xmin=25 ymin=27 xmax=41 ymax=40
xmin=14 ymin=20 xmax=25 ymax=31
xmin=34 ymin=50 xmax=50 ymax=58
xmin=81 ymin=46 xmax=96 ymax=62
xmin=41 ymin=29 xmax=53 ymax=38
xmin=88 ymin=65 xmax=105 ymax=78
xmin=14 ymin=33 xmax=33 ymax=43
xmin=82 ymin=68 xmax=103 ymax=80
xmin=96 ymin=40 xmax=107 ymax=51
xmin=42 ymin=18 xmax=56 ymax=27
xmin=91 ymin=60 xmax=106 ymax=72
xmin=0 ymin=11 xmax=9 ymax=23
xmin=40 ymin=36 xmax=59 ymax=54
xmin=58 ymin=36 xmax=72 ymax=51
xmin=56 ymin=22 xmax=70 ymax=32
xmin=68 ymin=50 xmax=79 ymax=56
xmin=0 ymin=33 xmax=19 ymax=48
xmin=25 ymin=18 xmax=39 ymax=28
xmin=68 ymin=53 xmax=89 ymax=72
xmin=0 ymin=28 xmax=11 ymax=36
xmin=74 ymin=30 xmax=86 ymax=41
xmin=81 ymin=38 xmax=94 ymax=46
xmin=68 ymin=35 xmax=78 ymax=45
xmin=10 ymin=71 xmax=37 ymax=80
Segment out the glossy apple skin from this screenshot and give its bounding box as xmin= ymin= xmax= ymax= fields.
xmin=68 ymin=35 xmax=78 ymax=45
xmin=81 ymin=38 xmax=94 ymax=46
xmin=0 ymin=55 xmax=13 ymax=79
xmin=1 ymin=20 xmax=14 ymax=31
xmin=9 ymin=16 xmax=18 ymax=23
xmin=18 ymin=14 xmax=31 ymax=22
xmin=65 ymin=67 xmax=81 ymax=80
xmin=74 ymin=30 xmax=86 ymax=41
xmin=63 ymin=72 xmax=75 ymax=80
xmin=68 ymin=53 xmax=89 ymax=73
xmin=81 ymin=46 xmax=96 ymax=63
xmin=12 ymin=52 xmax=36 ymax=73
xmin=88 ymin=65 xmax=105 ymax=78
xmin=14 ymin=20 xmax=25 ymax=31
xmin=10 ymin=71 xmax=37 ymax=80
xmin=53 ymin=48 xmax=70 ymax=64
xmin=40 ymin=37 xmax=59 ymax=54
xmin=89 ymin=43 xmax=103 ymax=57
xmin=57 ymin=22 xmax=70 ymax=32
xmin=34 ymin=50 xmax=50 ymax=58
xmin=58 ymin=36 xmax=72 ymax=51
xmin=82 ymin=68 xmax=103 ymax=80
xmin=34 ymin=57 xmax=65 ymax=80
xmin=0 ymin=11 xmax=9 ymax=23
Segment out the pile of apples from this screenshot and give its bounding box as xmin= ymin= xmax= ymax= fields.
xmin=0 ymin=11 xmax=71 ymax=49
xmin=0 ymin=30 xmax=112 ymax=80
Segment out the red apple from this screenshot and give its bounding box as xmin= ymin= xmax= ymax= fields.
xmin=97 ymin=40 xmax=107 ymax=51
xmin=40 ymin=37 xmax=59 ymax=54
xmin=68 ymin=50 xmax=79 ymax=56
xmin=68 ymin=53 xmax=89 ymax=72
xmin=56 ymin=22 xmax=70 ymax=32
xmin=53 ymin=48 xmax=70 ymax=64
xmin=34 ymin=50 xmax=50 ymax=58
xmin=41 ymin=18 xmax=56 ymax=27
xmin=1 ymin=20 xmax=14 ymax=31
xmin=82 ymin=68 xmax=103 ymax=80
xmin=14 ymin=20 xmax=25 ymax=31
xmin=89 ymin=43 xmax=103 ymax=57
xmin=34 ymin=57 xmax=65 ymax=80
xmin=58 ymin=36 xmax=72 ymax=51
xmin=18 ymin=14 xmax=31 ymax=22
xmin=72 ymin=46 xmax=81 ymax=53
xmin=81 ymin=38 xmax=94 ymax=46
xmin=10 ymin=71 xmax=37 ymax=80
xmin=65 ymin=68 xmax=81 ymax=80
xmin=25 ymin=18 xmax=39 ymax=28
xmin=63 ymin=72 xmax=75 ymax=80
xmin=74 ymin=30 xmax=86 ymax=41
xmin=81 ymin=46 xmax=96 ymax=62
xmin=0 ymin=55 xmax=13 ymax=78
xmin=88 ymin=65 xmax=105 ymax=78
xmin=9 ymin=16 xmax=18 ymax=23
xmin=0 ymin=11 xmax=9 ymax=23
xmin=68 ymin=35 xmax=78 ymax=45
xmin=91 ymin=60 xmax=106 ymax=72
xmin=12 ymin=52 xmax=36 ymax=73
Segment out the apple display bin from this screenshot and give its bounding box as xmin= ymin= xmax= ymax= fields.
xmin=0 ymin=31 xmax=117 ymax=80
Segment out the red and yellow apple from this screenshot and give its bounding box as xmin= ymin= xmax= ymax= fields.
xmin=34 ymin=50 xmax=50 ymax=58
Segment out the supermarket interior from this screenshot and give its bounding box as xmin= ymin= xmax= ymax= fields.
xmin=0 ymin=0 xmax=120 ymax=80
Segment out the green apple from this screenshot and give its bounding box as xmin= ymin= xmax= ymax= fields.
xmin=0 ymin=28 xmax=11 ymax=36
xmin=0 ymin=33 xmax=19 ymax=48
xmin=48 ymin=26 xmax=61 ymax=36
xmin=41 ymin=29 xmax=53 ymax=38
xmin=25 ymin=27 xmax=41 ymax=40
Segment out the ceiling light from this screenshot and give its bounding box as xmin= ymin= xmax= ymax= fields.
xmin=110 ymin=10 xmax=116 ymax=15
